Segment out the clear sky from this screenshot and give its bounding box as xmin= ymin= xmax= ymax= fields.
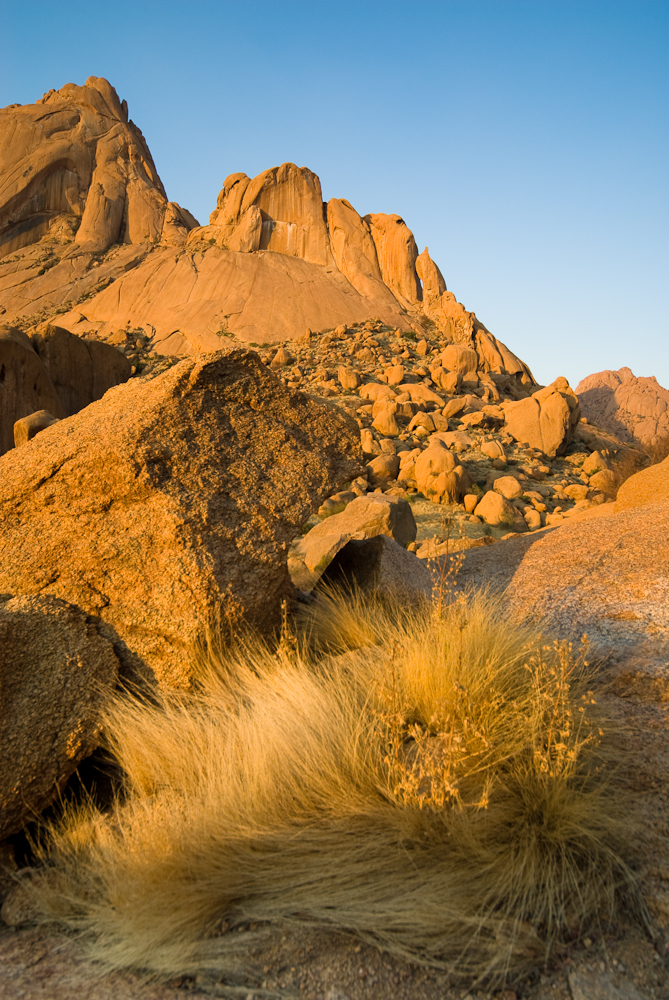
xmin=2 ymin=0 xmax=667 ymax=388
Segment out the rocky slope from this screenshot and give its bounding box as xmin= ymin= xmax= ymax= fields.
xmin=576 ymin=366 xmax=669 ymax=452
xmin=237 ymin=320 xmax=645 ymax=570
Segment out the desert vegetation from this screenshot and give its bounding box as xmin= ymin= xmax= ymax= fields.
xmin=23 ymin=587 xmax=639 ymax=993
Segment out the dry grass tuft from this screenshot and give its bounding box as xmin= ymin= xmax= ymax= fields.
xmin=26 ymin=588 xmax=639 ymax=989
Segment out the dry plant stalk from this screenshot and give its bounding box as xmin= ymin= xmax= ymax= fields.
xmin=24 ymin=589 xmax=639 ymax=991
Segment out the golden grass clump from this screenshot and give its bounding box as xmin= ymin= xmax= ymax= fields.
xmin=27 ymin=588 xmax=636 ymax=986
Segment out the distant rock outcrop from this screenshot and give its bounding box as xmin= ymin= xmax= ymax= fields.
xmin=31 ymin=323 xmax=131 ymax=415
xmin=0 ymin=349 xmax=361 ymax=687
xmin=0 ymin=322 xmax=130 ymax=454
xmin=0 ymin=77 xmax=534 ymax=374
xmin=0 ymin=325 xmax=64 ymax=453
xmin=0 ymin=76 xmax=190 ymax=256
xmin=576 ymin=367 xmax=669 ymax=451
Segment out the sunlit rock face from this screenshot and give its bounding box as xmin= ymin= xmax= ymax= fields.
xmin=0 ymin=76 xmax=169 ymax=256
xmin=0 ymin=75 xmax=533 ymax=374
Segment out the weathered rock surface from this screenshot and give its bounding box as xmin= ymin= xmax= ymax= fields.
xmin=160 ymin=201 xmax=200 ymax=247
xmin=615 ymin=455 xmax=669 ymax=512
xmin=0 ymin=594 xmax=119 ymax=839
xmin=502 ymin=376 xmax=580 ymax=457
xmin=0 ymin=349 xmax=361 ymax=687
xmin=208 ymin=164 xmax=332 ymax=266
xmin=503 ymin=500 xmax=669 ymax=674
xmin=0 ymin=77 xmax=170 ymax=256
xmin=31 ymin=323 xmax=131 ymax=415
xmin=0 ymin=325 xmax=64 ymax=454
xmin=576 ymin=367 xmax=669 ymax=450
xmin=319 ymin=534 xmax=433 ymax=603
xmin=364 ymin=213 xmax=421 ymax=305
xmin=288 ymin=494 xmax=416 ymax=592
xmin=52 ymin=245 xmax=413 ymax=354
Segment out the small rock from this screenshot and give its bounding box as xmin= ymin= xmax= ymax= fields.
xmin=318 ymin=491 xmax=357 ymax=517
xmin=564 ymin=483 xmax=590 ymax=501
xmin=460 ymin=410 xmax=489 ymax=428
xmin=13 ymin=409 xmax=60 ymax=447
xmin=441 ymin=343 xmax=478 ymax=375
xmin=523 ymin=507 xmax=542 ymax=530
xmin=366 ymin=453 xmax=400 ymax=484
xmin=408 ymin=411 xmax=435 ymax=433
xmin=474 ymin=490 xmax=528 ymax=531
xmin=589 ymin=467 xmax=618 ymax=498
xmin=493 ymin=475 xmax=523 ymax=500
xmin=270 ymin=346 xmax=292 ymax=368
xmin=337 ymin=365 xmax=359 ymax=390
xmin=481 ymin=439 xmax=506 ymax=462
xmin=582 ymin=449 xmax=611 ymax=475
xmin=463 ymin=494 xmax=480 ymax=513
xmin=385 ymin=364 xmax=405 ymax=385
xmin=443 ymin=397 xmax=467 ymax=419
xmin=289 ymin=494 xmax=417 ymax=591
xmin=372 ymin=406 xmax=400 ymax=437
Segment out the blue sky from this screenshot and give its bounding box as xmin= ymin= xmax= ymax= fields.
xmin=2 ymin=1 xmax=667 ymax=387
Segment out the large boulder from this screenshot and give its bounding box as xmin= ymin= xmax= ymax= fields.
xmin=0 ymin=76 xmax=169 ymax=256
xmin=576 ymin=367 xmax=669 ymax=450
xmin=288 ymin=494 xmax=416 ymax=592
xmin=0 ymin=349 xmax=361 ymax=688
xmin=501 ymin=376 xmax=580 ymax=457
xmin=31 ymin=324 xmax=131 ymax=415
xmin=615 ymin=455 xmax=669 ymax=512
xmin=0 ymin=594 xmax=119 ymax=839
xmin=503 ymin=500 xmax=669 ymax=673
xmin=0 ymin=325 xmax=64 ymax=454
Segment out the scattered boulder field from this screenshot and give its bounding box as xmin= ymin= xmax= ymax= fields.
xmin=253 ymin=319 xmax=648 ymax=576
